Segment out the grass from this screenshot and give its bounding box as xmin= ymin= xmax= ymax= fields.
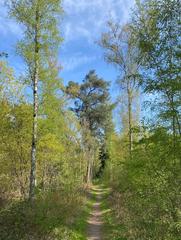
xmin=71 ymin=189 xmax=95 ymax=239
xmin=0 ymin=187 xmax=95 ymax=240
xmin=73 ymin=182 xmax=108 ymax=239
xmin=0 ymin=182 xmax=127 ymax=240
xmin=86 ymin=181 xmax=127 ymax=239
xmin=100 ymin=184 xmax=127 ymax=240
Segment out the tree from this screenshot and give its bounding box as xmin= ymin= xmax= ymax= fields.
xmin=9 ymin=0 xmax=62 ymax=200
xmin=102 ymin=2 xmax=181 ymax=239
xmin=0 ymin=52 xmax=8 ymax=58
xmin=132 ymin=0 xmax=181 ymax=138
xmin=66 ymin=70 xmax=112 ymax=183
xmin=0 ymin=60 xmax=23 ymax=102
xmin=0 ymin=60 xmax=30 ymax=200
xmin=99 ymin=21 xmax=141 ymax=158
xmin=67 ymin=70 xmax=111 ymax=137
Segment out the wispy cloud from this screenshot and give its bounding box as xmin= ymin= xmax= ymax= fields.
xmin=62 ymin=0 xmax=135 ymax=43
xmin=0 ymin=4 xmax=22 ymax=37
xmin=0 ymin=0 xmax=135 ymax=41
xmin=0 ymin=1 xmax=135 ymax=73
xmin=62 ymin=53 xmax=97 ymax=71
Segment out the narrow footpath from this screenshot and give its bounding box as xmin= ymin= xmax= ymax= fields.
xmin=87 ymin=186 xmax=104 ymax=240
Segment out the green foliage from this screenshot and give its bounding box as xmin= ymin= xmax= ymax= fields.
xmin=100 ymin=186 xmax=126 ymax=240
xmin=101 ymin=2 xmax=181 ymax=239
xmin=66 ymin=70 xmax=112 ymax=138
xmin=9 ymin=0 xmax=63 ymax=61
xmin=0 ymin=187 xmax=87 ymax=240
xmin=0 ymin=60 xmax=24 ymax=102
xmin=0 ymin=5 xmax=88 ymax=238
xmin=0 ymin=101 xmax=32 ymax=200
xmin=66 ymin=70 xmax=113 ymax=182
xmin=132 ymin=0 xmax=181 ymax=134
xmin=105 ymin=126 xmax=181 ymax=240
xmin=1 ymin=0 xmax=181 ymax=239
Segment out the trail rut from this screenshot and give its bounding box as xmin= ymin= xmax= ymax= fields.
xmin=87 ymin=187 xmax=104 ymax=240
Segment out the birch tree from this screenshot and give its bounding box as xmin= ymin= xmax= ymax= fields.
xmin=132 ymin=0 xmax=181 ymax=139
xmin=100 ymin=22 xmax=141 ymax=158
xmin=9 ymin=0 xmax=62 ymax=200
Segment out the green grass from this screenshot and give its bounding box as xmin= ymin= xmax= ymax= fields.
xmin=100 ymin=184 xmax=127 ymax=240
xmin=71 ymin=190 xmax=95 ymax=239
xmin=86 ymin=181 xmax=127 ymax=239
xmin=72 ymin=182 xmax=108 ymax=239
xmin=0 ymin=188 xmax=95 ymax=240
xmin=0 ymin=183 xmax=127 ymax=240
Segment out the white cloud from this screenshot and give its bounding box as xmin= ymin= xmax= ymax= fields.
xmin=62 ymin=53 xmax=97 ymax=71
xmin=0 ymin=0 xmax=135 ymax=43
xmin=0 ymin=0 xmax=135 ymax=72
xmin=63 ymin=22 xmax=92 ymax=43
xmin=0 ymin=4 xmax=22 ymax=37
xmin=62 ymin=0 xmax=135 ymax=43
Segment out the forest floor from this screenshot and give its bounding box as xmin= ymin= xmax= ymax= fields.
xmin=0 ymin=183 xmax=125 ymax=240
xmin=87 ymin=183 xmax=126 ymax=240
xmin=87 ymin=184 xmax=111 ymax=240
xmin=87 ymin=186 xmax=103 ymax=240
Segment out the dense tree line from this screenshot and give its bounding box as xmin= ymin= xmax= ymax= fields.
xmin=0 ymin=0 xmax=180 ymax=239
xmin=0 ymin=1 xmax=111 ymax=239
xmin=102 ymin=0 xmax=181 ymax=239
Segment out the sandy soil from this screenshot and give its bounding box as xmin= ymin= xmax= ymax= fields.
xmin=87 ymin=187 xmax=103 ymax=240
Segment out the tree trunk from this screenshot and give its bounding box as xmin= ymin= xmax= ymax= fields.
xmin=166 ymin=91 xmax=181 ymax=137
xmin=127 ymin=82 xmax=133 ymax=159
xmin=29 ymin=5 xmax=40 ymax=201
xmin=86 ymin=160 xmax=91 ymax=184
xmin=86 ymin=147 xmax=93 ymax=184
xmin=172 ymin=115 xmax=176 ymax=161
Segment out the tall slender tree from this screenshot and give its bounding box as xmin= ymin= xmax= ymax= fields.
xmin=66 ymin=70 xmax=112 ymax=183
xmin=99 ymin=22 xmax=141 ymax=158
xmin=132 ymin=0 xmax=181 ymax=157
xmin=9 ymin=0 xmax=62 ymax=200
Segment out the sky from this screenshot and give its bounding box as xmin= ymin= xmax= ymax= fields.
xmin=61 ymin=0 xmax=135 ymax=84
xmin=0 ymin=0 xmax=136 ymax=129
xmin=0 ymin=0 xmax=135 ymax=83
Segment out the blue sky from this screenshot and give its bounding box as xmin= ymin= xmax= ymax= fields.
xmin=0 ymin=0 xmax=135 ymax=85
xmin=61 ymin=0 xmax=135 ymax=84
xmin=0 ymin=0 xmax=136 ymax=129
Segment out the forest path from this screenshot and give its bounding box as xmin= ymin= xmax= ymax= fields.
xmin=87 ymin=185 xmax=106 ymax=240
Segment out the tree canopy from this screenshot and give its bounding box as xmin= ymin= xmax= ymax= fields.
xmin=0 ymin=0 xmax=181 ymax=239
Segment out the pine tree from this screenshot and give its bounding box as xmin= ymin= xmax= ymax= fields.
xmin=66 ymin=70 xmax=112 ymax=183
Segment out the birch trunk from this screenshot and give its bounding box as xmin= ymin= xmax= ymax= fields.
xmin=127 ymin=82 xmax=133 ymax=158
xmin=29 ymin=5 xmax=40 ymax=201
xmin=86 ymin=147 xmax=92 ymax=184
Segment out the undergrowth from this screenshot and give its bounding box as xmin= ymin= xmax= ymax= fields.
xmin=101 ymin=185 xmax=127 ymax=240
xmin=0 ymin=187 xmax=92 ymax=240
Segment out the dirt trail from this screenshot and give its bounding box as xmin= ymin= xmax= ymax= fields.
xmin=87 ymin=186 xmax=104 ymax=240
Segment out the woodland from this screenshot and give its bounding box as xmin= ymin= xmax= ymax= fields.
xmin=0 ymin=0 xmax=180 ymax=240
